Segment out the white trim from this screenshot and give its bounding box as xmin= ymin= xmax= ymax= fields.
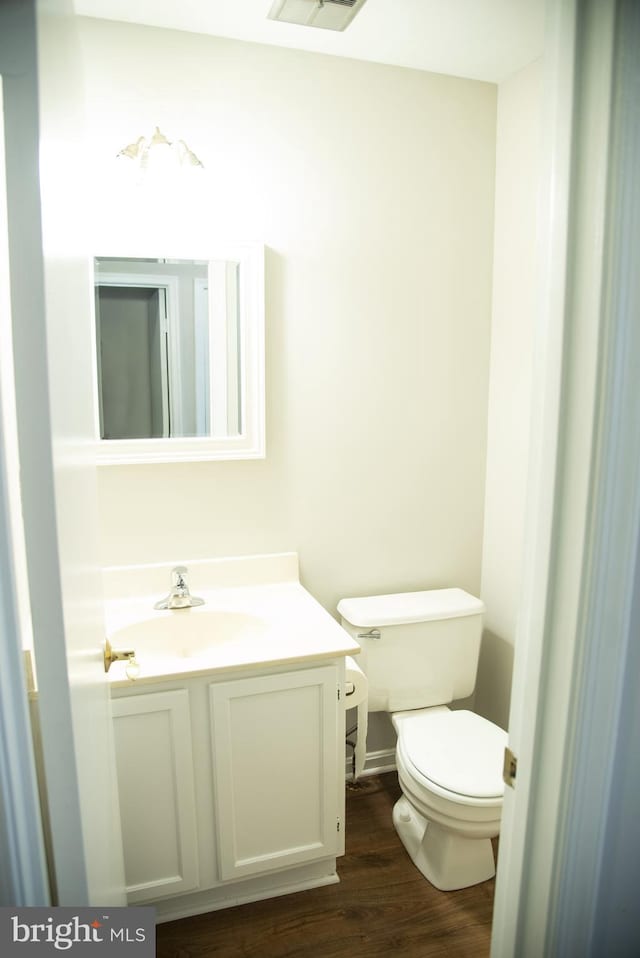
xmin=91 ymin=243 xmax=265 ymax=464
xmin=547 ymin=0 xmax=640 ymax=951
xmin=491 ymin=0 xmax=640 ymax=954
xmin=153 ymin=864 xmax=339 ymax=924
xmin=158 ymin=287 xmax=171 ymax=437
xmin=345 ymin=746 xmax=396 ymax=781
xmin=0 ymin=73 xmax=50 ymax=906
xmin=491 ymin=0 xmax=578 ymax=950
xmin=193 ymin=277 xmax=210 ymax=435
xmin=92 ymin=270 xmax=182 ymax=439
xmin=1 ymin=1 xmax=92 ymax=904
xmin=208 ymin=260 xmax=229 ymax=436
xmin=225 ymin=261 xmax=241 ymax=436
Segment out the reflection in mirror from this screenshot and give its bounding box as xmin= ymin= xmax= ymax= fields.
xmin=94 ymin=257 xmax=241 ymax=440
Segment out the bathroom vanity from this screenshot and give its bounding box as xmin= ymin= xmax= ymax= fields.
xmin=104 ymin=554 xmax=359 ymax=921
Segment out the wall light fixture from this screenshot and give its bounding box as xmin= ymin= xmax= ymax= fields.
xmin=116 ymin=126 xmax=204 ymax=172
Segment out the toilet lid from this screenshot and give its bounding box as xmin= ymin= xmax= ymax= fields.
xmin=401 ymin=710 xmax=508 ymax=799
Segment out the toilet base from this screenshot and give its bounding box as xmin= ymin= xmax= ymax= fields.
xmin=392 ymin=795 xmax=496 ymax=891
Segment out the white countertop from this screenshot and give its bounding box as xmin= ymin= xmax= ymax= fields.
xmin=104 ymin=561 xmax=360 ymax=688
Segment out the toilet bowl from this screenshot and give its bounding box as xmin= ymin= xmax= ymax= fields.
xmin=337 ymin=587 xmax=508 ymax=891
xmin=392 ymin=706 xmax=507 ymax=890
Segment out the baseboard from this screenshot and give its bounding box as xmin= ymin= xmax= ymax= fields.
xmin=154 ymin=862 xmax=340 ymax=923
xmin=344 ymin=747 xmax=396 ymax=781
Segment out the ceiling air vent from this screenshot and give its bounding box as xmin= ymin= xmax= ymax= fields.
xmin=267 ymin=0 xmax=368 ymax=32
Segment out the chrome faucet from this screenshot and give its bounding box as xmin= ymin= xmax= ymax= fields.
xmin=154 ymin=566 xmax=205 ymax=610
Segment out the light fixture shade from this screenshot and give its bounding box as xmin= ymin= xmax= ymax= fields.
xmin=116 ymin=127 xmax=204 ymax=171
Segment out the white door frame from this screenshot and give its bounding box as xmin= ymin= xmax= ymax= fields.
xmin=490 ymin=0 xmax=579 ymax=948
xmin=0 ymin=0 xmax=92 ymax=905
xmin=492 ymin=0 xmax=640 ymax=953
xmin=193 ymin=277 xmax=210 ymax=435
xmin=93 ymin=271 xmax=182 ymax=438
xmin=0 ymin=74 xmax=50 ymax=906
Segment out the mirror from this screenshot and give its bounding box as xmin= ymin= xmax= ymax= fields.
xmin=91 ymin=243 xmax=264 ymax=464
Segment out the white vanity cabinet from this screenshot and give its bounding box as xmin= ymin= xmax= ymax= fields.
xmin=210 ymin=665 xmax=341 ymax=881
xmin=111 ymin=688 xmax=199 ymax=903
xmin=110 ymin=660 xmax=345 ymax=919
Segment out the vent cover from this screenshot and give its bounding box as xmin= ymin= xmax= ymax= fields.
xmin=268 ymin=0 xmax=368 ymax=32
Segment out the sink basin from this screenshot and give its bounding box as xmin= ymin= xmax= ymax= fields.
xmin=109 ymin=610 xmax=267 ymax=660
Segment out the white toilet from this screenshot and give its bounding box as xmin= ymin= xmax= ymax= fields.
xmin=338 ymin=588 xmax=507 ymax=891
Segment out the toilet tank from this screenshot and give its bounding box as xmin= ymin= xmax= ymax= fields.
xmin=337 ymin=589 xmax=485 ymax=712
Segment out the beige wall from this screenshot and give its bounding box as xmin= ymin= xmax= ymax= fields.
xmin=476 ymin=59 xmax=543 ymax=730
xmin=80 ymin=19 xmax=497 ymax=627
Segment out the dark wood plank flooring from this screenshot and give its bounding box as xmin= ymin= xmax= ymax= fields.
xmin=156 ymin=773 xmax=495 ymax=958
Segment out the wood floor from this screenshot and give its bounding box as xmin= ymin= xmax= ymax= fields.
xmin=156 ymin=773 xmax=495 ymax=958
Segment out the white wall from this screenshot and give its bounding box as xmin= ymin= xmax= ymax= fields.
xmin=79 ymin=20 xmax=496 ymax=631
xmin=476 ymin=59 xmax=543 ymax=730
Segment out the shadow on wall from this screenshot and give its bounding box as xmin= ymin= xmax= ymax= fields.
xmin=474 ymin=630 xmax=514 ymax=732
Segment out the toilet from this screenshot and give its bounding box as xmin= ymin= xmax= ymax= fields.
xmin=338 ymin=588 xmax=507 ymax=891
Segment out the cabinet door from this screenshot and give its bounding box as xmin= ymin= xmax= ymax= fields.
xmin=210 ymin=666 xmax=339 ymax=881
xmin=112 ymin=689 xmax=199 ymax=902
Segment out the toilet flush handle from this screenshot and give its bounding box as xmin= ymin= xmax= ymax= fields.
xmin=357 ymin=629 xmax=381 ymax=640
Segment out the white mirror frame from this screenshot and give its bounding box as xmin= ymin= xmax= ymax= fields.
xmin=90 ymin=242 xmax=265 ymax=464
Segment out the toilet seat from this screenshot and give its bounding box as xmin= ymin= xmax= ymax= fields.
xmin=396 ymin=709 xmax=507 ymax=804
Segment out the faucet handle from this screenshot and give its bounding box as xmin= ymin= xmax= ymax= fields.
xmin=154 ymin=565 xmax=204 ymax=610
xmin=172 ymin=565 xmax=188 ymax=585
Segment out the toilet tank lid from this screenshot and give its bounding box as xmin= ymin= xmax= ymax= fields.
xmin=337 ymin=588 xmax=485 ymax=628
